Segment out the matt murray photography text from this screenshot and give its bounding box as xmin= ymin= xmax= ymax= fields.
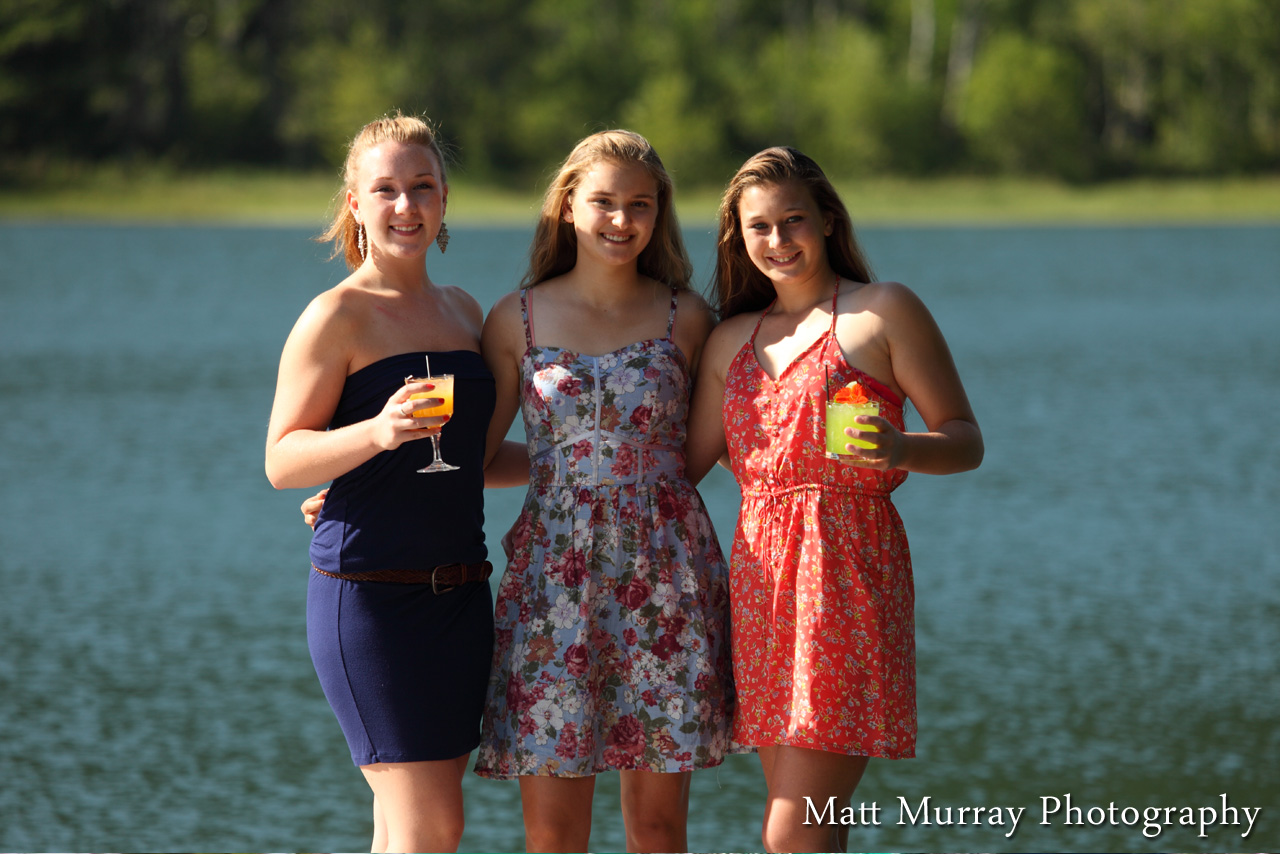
xmin=803 ymin=793 xmax=1261 ymax=840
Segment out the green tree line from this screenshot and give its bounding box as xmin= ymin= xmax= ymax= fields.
xmin=3 ymin=0 xmax=1279 ymax=186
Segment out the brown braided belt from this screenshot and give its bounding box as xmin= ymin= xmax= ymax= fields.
xmin=312 ymin=561 xmax=493 ymax=595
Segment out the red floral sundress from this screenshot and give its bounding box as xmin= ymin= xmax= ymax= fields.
xmin=722 ymin=291 xmax=916 ymax=758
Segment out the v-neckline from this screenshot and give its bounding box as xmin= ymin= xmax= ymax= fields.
xmin=753 ymin=331 xmax=827 ymax=384
xmin=750 ymin=296 xmax=834 ymax=384
xmin=740 ymin=296 xmax=905 ymax=408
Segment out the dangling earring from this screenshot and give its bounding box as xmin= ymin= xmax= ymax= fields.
xmin=436 ymin=221 xmax=450 ymax=253
xmin=357 ymin=221 xmax=366 ymax=259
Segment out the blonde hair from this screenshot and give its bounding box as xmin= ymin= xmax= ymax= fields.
xmin=713 ymin=147 xmax=874 ymax=319
xmin=319 ymin=111 xmax=448 ymax=271
xmin=521 ymin=129 xmax=692 ymax=290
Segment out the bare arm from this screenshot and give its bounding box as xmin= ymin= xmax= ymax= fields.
xmin=480 ymin=292 xmax=530 ymax=483
xmin=685 ymin=315 xmax=754 ymax=485
xmin=839 ymin=282 xmax=983 ymax=475
xmin=671 ymin=289 xmax=716 ymax=378
xmin=264 ymin=292 xmax=443 ymax=490
xmin=484 ymin=440 xmax=529 ymax=488
xmin=296 ymin=403 xmax=505 ymax=532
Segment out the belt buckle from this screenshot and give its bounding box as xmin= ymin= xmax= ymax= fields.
xmin=431 ymin=565 xmax=455 ymax=595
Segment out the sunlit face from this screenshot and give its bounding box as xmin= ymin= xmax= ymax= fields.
xmin=347 ymin=141 xmax=447 ymax=263
xmin=563 ymin=159 xmax=659 ymax=268
xmin=737 ymin=180 xmax=834 ymax=288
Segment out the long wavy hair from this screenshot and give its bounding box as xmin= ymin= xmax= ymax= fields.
xmin=713 ymin=146 xmax=874 ymax=319
xmin=521 ymin=129 xmax=692 ymax=290
xmin=318 ymin=111 xmax=449 ymax=271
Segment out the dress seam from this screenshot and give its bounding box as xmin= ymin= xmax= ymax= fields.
xmin=334 ymin=580 xmax=378 ymax=765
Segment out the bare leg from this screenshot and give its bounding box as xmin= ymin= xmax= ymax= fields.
xmin=359 ymin=754 xmax=470 ymax=853
xmin=619 ymin=769 xmax=691 ymax=853
xmin=518 ymin=775 xmax=596 ymax=853
xmin=757 ymin=745 xmax=869 ymax=853
xmin=371 ymin=794 xmax=387 ymax=853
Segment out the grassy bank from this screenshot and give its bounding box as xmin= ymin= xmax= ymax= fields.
xmin=2 ymin=164 xmax=1279 ymax=226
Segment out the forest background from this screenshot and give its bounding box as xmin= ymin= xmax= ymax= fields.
xmin=3 ymin=0 xmax=1280 ymax=223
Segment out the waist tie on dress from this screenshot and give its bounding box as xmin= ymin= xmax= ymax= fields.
xmin=741 ymin=481 xmax=891 ymax=500
xmin=741 ymin=481 xmax=891 ymax=621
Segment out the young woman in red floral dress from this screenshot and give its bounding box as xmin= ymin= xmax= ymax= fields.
xmin=685 ymin=147 xmax=984 ymax=853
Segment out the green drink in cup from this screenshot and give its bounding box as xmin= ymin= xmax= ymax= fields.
xmin=825 ymin=381 xmax=880 ymax=458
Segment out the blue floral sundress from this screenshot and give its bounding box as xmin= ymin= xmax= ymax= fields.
xmin=474 ymin=288 xmax=736 ymax=778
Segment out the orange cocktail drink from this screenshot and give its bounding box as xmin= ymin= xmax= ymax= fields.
xmin=408 ymin=374 xmax=454 ymax=419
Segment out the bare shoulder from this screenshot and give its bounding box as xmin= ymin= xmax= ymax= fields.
xmin=674 ymin=288 xmax=717 ymax=334
xmin=290 ymin=277 xmax=368 ymax=347
xmin=667 ymin=288 xmax=715 ymax=373
xmin=850 ymin=280 xmax=932 ymax=315
xmin=481 ymin=289 xmax=527 ymax=357
xmin=437 ymin=281 xmax=481 ymax=316
xmin=528 ymin=274 xmax=572 ymax=302
xmin=675 ymin=287 xmax=714 ymax=314
xmin=484 ymin=288 xmax=524 ymax=327
xmin=272 ymin=278 xmax=370 ymax=407
xmin=702 ymin=311 xmax=759 ymax=378
xmin=439 ymin=283 xmax=485 ymax=328
xmin=708 ymin=310 xmax=760 ymax=346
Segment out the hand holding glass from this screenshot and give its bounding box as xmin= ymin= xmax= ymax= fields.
xmin=407 ymin=373 xmax=458 ymax=473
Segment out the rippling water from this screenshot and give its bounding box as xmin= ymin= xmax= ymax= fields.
xmin=1 ymin=222 xmax=1276 ymax=852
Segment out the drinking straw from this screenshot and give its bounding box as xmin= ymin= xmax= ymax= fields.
xmin=425 ymin=354 xmax=431 ymax=377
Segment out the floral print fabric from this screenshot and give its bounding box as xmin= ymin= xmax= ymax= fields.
xmin=474 ymin=289 xmax=736 ymax=778
xmin=722 ymin=295 xmax=917 ymax=758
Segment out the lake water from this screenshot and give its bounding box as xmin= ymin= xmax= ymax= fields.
xmin=1 ymin=222 xmax=1277 ymax=853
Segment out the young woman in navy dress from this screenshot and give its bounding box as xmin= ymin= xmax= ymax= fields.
xmin=266 ymin=112 xmax=522 ymax=853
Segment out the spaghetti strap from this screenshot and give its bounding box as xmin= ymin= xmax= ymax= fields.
xmin=748 ymin=299 xmax=775 ymax=346
xmin=666 ymin=288 xmax=679 ymax=338
xmin=824 ymin=280 xmax=903 ymax=408
xmin=521 ymin=288 xmax=536 ymax=349
xmin=823 ymin=280 xmax=841 ymax=355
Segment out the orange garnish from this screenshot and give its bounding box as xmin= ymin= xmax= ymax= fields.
xmin=832 ymin=382 xmax=869 ymax=404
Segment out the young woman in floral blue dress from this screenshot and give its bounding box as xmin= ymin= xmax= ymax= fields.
xmin=472 ymin=130 xmax=737 ymax=853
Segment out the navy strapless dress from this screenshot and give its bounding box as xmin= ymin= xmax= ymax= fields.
xmin=307 ymin=351 xmax=495 ymax=766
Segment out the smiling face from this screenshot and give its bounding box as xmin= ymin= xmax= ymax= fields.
xmin=737 ymin=180 xmax=835 ymax=290
xmin=347 ymin=141 xmax=447 ymax=264
xmin=563 ymin=159 xmax=659 ymax=270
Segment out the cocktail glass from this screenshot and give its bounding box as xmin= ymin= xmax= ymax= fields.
xmin=407 ymin=373 xmax=458 ymax=473
xmin=825 ymin=400 xmax=880 ymax=459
